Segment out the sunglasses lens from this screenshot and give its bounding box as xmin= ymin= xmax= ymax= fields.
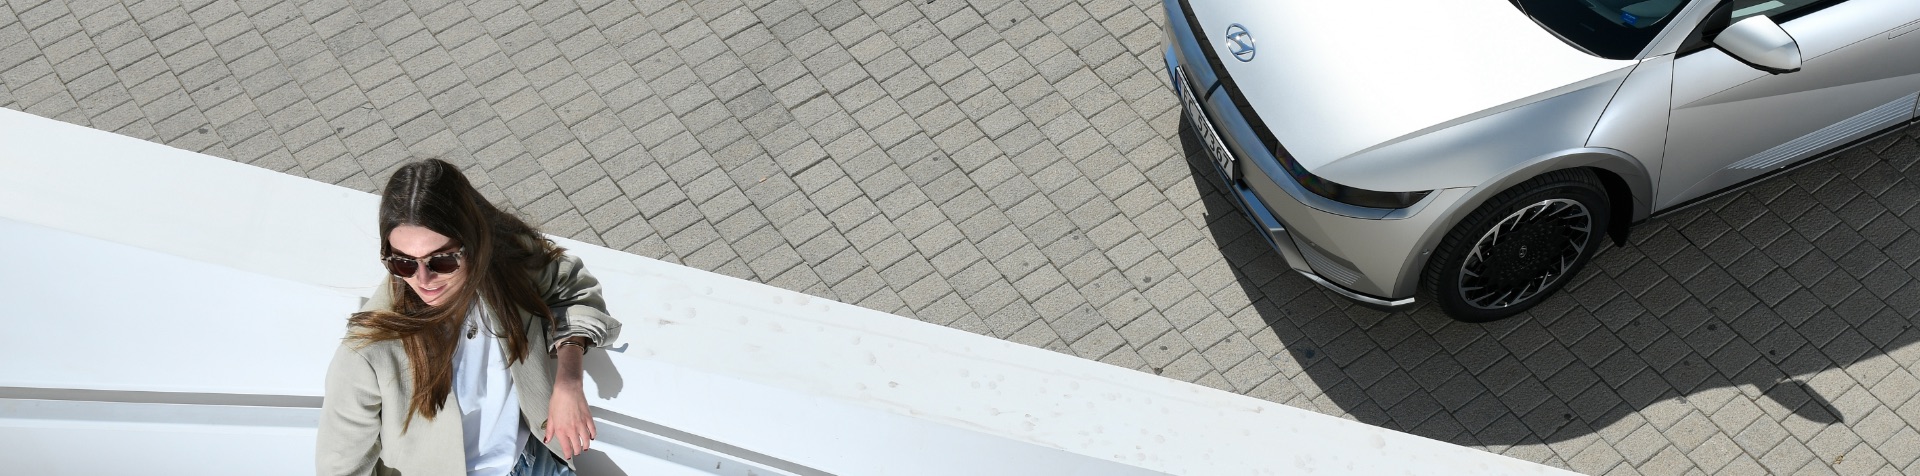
xmin=427 ymin=254 xmax=461 ymax=274
xmin=384 ymin=250 xmax=460 ymax=278
xmin=385 ymin=258 xmax=419 ymax=278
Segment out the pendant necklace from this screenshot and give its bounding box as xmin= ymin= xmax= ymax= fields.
xmin=467 ymin=321 xmax=478 ymax=339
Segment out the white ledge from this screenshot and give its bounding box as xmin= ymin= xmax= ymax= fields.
xmin=0 ymin=106 xmax=1572 ymax=475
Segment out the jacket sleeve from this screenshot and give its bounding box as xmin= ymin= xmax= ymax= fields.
xmin=316 ymin=343 xmax=383 ymax=476
xmin=539 ymin=253 xmax=621 ymax=352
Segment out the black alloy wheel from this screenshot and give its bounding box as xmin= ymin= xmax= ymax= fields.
xmin=1424 ymin=169 xmax=1611 ymax=322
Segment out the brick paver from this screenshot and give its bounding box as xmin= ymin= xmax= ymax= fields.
xmin=7 ymin=0 xmax=1920 ymax=473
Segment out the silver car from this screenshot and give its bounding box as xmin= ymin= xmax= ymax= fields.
xmin=1164 ymin=0 xmax=1920 ymax=321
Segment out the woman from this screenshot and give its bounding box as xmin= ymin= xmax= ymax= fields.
xmin=318 ymin=159 xmax=621 ymax=475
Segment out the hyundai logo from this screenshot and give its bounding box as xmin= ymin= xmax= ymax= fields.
xmin=1224 ymin=24 xmax=1254 ymax=62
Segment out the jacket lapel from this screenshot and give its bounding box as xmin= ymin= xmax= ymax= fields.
xmin=508 ymin=305 xmax=559 ymax=456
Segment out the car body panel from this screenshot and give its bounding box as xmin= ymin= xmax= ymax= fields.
xmin=1310 ymin=68 xmax=1632 ymax=192
xmin=1660 ymin=0 xmax=1920 ymax=208
xmin=1184 ymin=0 xmax=1635 ymax=174
xmin=1588 ymin=54 xmax=1674 ymax=219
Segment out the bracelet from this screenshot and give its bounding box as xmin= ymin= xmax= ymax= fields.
xmin=557 ymin=340 xmax=589 ymax=355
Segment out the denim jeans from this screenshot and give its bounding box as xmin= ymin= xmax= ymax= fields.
xmin=508 ymin=437 xmax=576 ymax=476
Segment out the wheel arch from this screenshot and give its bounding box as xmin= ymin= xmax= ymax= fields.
xmin=1390 ymin=148 xmax=1654 ymax=298
xmin=1588 ymin=165 xmax=1642 ymax=247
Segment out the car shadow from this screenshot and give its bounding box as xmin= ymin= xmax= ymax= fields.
xmin=1173 ymin=120 xmax=1920 ymax=446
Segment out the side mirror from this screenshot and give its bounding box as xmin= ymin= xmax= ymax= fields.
xmin=1714 ymin=15 xmax=1801 ymax=74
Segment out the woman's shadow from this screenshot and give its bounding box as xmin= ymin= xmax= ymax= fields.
xmin=564 ymin=310 xmax=629 ymax=474
xmin=584 ymin=342 xmax=628 ymax=400
xmin=552 ymin=307 xmax=629 ymax=400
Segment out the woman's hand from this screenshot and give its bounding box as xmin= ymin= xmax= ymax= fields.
xmin=545 ymin=382 xmax=595 ymax=458
xmin=545 ymin=338 xmax=594 ymax=459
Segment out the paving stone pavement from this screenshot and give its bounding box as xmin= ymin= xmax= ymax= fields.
xmin=6 ymin=0 xmax=1920 ymax=473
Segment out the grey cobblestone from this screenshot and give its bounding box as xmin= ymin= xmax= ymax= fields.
xmin=12 ymin=0 xmax=1920 ymax=473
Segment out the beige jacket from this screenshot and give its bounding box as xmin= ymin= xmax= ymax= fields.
xmin=316 ymin=253 xmax=620 ymax=476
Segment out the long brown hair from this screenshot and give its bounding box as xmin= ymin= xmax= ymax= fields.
xmin=347 ymin=159 xmax=563 ymax=430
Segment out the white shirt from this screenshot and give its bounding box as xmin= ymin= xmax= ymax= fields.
xmin=453 ymin=303 xmax=530 ymax=475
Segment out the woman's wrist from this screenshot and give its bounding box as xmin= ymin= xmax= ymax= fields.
xmin=554 ymin=338 xmax=587 ymax=387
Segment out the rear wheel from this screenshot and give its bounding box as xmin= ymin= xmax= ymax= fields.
xmin=1424 ymin=169 xmax=1610 ymax=322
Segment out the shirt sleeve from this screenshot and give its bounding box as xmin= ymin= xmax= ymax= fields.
xmin=316 ymin=343 xmax=383 ymax=476
xmin=538 ymin=252 xmax=621 ymax=353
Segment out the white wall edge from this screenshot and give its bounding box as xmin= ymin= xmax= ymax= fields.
xmin=0 ymin=106 xmax=1575 ymax=475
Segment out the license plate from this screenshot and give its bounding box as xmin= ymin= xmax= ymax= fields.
xmin=1175 ymin=67 xmax=1236 ymax=182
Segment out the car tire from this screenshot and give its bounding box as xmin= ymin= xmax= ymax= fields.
xmin=1423 ymin=169 xmax=1611 ymax=322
